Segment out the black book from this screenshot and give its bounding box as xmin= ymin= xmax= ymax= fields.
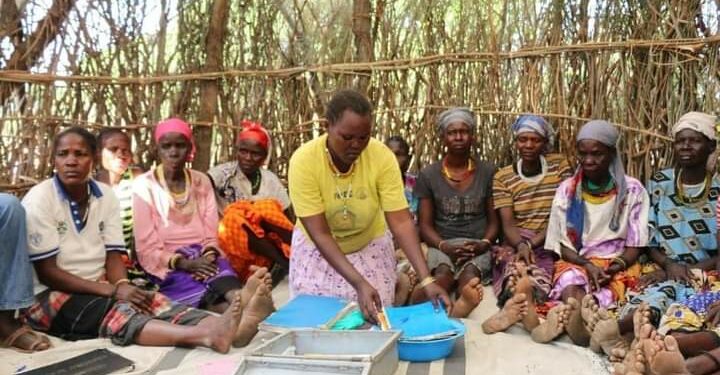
xmin=20 ymin=348 xmax=135 ymax=375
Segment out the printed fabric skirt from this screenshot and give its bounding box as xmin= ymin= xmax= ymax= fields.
xmin=289 ymin=228 xmax=397 ymax=307
xmin=25 ymin=289 xmax=208 ymax=345
xmin=491 ymin=229 xmax=556 ymax=308
xmin=549 ymin=257 xmax=640 ymax=309
xmin=148 ymin=244 xmax=243 ymax=308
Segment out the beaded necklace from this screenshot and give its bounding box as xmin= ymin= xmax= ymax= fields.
xmin=157 ymin=165 xmax=191 ymax=207
xmin=675 ymin=168 xmax=711 ymax=205
xmin=250 ymin=169 xmax=262 ymax=194
xmin=442 ymin=157 xmax=475 ymax=183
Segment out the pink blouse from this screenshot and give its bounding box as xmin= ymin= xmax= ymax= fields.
xmin=132 ymin=168 xmax=220 ymax=279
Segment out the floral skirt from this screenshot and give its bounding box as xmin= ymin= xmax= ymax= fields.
xmin=289 ymin=228 xmax=397 ymax=307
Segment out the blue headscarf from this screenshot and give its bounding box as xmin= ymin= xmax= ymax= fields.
xmin=511 ymin=115 xmax=555 ymax=153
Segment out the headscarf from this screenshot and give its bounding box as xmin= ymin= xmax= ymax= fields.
xmin=437 ymin=107 xmax=476 ymax=134
xmin=511 ymin=115 xmax=555 ymax=153
xmin=566 ymin=120 xmax=625 ymax=249
xmin=671 ymin=111 xmax=717 ymax=171
xmin=236 ymin=120 xmax=272 ymax=165
xmin=154 ymin=118 xmax=196 ymax=162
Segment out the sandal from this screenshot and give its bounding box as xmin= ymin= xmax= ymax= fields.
xmin=1 ymin=325 xmax=51 ymax=353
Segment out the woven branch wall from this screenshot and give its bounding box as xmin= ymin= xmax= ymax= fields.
xmin=1 ymin=0 xmax=718 ymax=192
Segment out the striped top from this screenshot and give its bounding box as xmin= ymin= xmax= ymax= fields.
xmin=114 ymin=169 xmax=135 ymax=258
xmin=492 ymin=154 xmax=572 ymax=232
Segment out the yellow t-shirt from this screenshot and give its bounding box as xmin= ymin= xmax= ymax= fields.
xmin=288 ymin=134 xmax=408 ymax=253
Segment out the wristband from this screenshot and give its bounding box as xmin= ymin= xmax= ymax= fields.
xmin=418 ymin=276 xmax=437 ymax=289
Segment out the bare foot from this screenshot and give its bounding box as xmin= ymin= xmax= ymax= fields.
xmin=591 ymin=309 xmax=625 ymax=356
xmin=241 ymin=266 xmax=271 ymax=307
xmin=641 ymin=326 xmax=690 ymax=375
xmin=450 ymin=277 xmax=483 ymax=318
xmin=565 ymin=297 xmax=590 ymax=347
xmin=394 ymin=270 xmax=412 ymax=306
xmin=580 ymin=294 xmax=600 ymax=332
xmin=233 ymin=284 xmax=275 ymax=347
xmin=481 ymin=293 xmax=528 ymax=334
xmin=609 ymin=340 xmax=630 ymax=363
xmin=202 ymin=292 xmax=244 ymax=353
xmin=513 ymin=264 xmax=539 ymax=331
xmin=632 ymin=303 xmax=652 ymax=339
xmin=530 ymin=303 xmax=570 ymax=343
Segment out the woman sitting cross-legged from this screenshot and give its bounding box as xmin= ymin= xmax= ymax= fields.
xmin=413 ymin=107 xmax=498 ymax=318
xmin=132 ymin=118 xmax=273 ymax=332
xmin=531 ymin=120 xmax=649 ymax=347
xmin=584 ymin=112 xmax=720 ymax=360
xmin=209 ymin=120 xmax=294 ymax=286
xmin=481 ymin=115 xmax=571 ymax=334
xmin=23 ymin=127 xmax=267 ymax=351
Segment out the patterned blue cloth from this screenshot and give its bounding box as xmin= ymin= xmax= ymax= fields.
xmin=647 ymin=168 xmax=720 ymax=264
xmin=681 ymin=290 xmax=720 ymax=315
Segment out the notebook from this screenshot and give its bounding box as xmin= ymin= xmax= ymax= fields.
xmin=19 ymin=348 xmax=134 ymax=375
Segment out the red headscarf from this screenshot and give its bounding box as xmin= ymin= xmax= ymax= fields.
xmin=154 ymin=118 xmax=196 ymax=162
xmin=236 ymin=120 xmax=270 ymax=152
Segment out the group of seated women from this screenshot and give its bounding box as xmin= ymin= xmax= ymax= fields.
xmin=385 ymin=106 xmax=719 ymax=375
xmin=0 ymin=117 xmax=291 ymax=353
xmin=1 ymin=87 xmax=719 ymax=375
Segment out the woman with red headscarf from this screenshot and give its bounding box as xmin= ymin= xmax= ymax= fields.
xmin=133 ymin=119 xmax=274 ymax=323
xmin=208 ymin=120 xmax=294 ymax=285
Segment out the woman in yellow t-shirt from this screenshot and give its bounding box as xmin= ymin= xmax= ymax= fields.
xmin=288 ymin=89 xmax=451 ymax=321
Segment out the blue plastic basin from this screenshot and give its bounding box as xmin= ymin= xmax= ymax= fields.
xmin=397 ymin=320 xmax=466 ymax=362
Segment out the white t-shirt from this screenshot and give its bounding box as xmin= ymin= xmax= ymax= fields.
xmin=207 ymin=161 xmax=291 ymax=214
xmin=23 ymin=177 xmax=126 ymax=295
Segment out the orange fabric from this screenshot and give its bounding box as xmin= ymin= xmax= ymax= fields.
xmin=218 ymin=198 xmax=293 ymax=281
xmin=553 ymin=258 xmax=640 ymax=303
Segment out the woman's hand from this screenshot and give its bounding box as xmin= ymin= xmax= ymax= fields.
xmin=639 ymin=269 xmax=667 ymax=288
xmin=176 ymin=257 xmax=218 ymax=280
xmin=201 ymin=246 xmax=220 ymax=263
xmin=665 ymin=261 xmax=692 ymax=283
xmin=584 ymin=262 xmax=610 ymax=291
xmin=115 ymin=283 xmax=154 ymax=314
xmin=423 ymin=282 xmax=453 ymax=313
xmin=514 ymin=242 xmax=534 ymax=265
xmin=706 ymin=301 xmax=720 ymax=327
xmin=356 ymin=280 xmax=382 ymax=324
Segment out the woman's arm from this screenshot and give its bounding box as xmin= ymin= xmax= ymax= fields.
xmin=418 ymin=197 xmax=444 ymax=249
xmin=34 ymin=256 xmax=114 ymax=297
xmin=386 ymin=209 xmax=452 ymax=310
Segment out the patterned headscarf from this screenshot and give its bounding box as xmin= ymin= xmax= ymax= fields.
xmin=154 ymin=118 xmax=196 ymax=162
xmin=511 ymin=115 xmax=555 ymax=153
xmin=437 ymin=107 xmax=476 ymax=134
xmin=236 ymin=120 xmax=272 ymax=165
